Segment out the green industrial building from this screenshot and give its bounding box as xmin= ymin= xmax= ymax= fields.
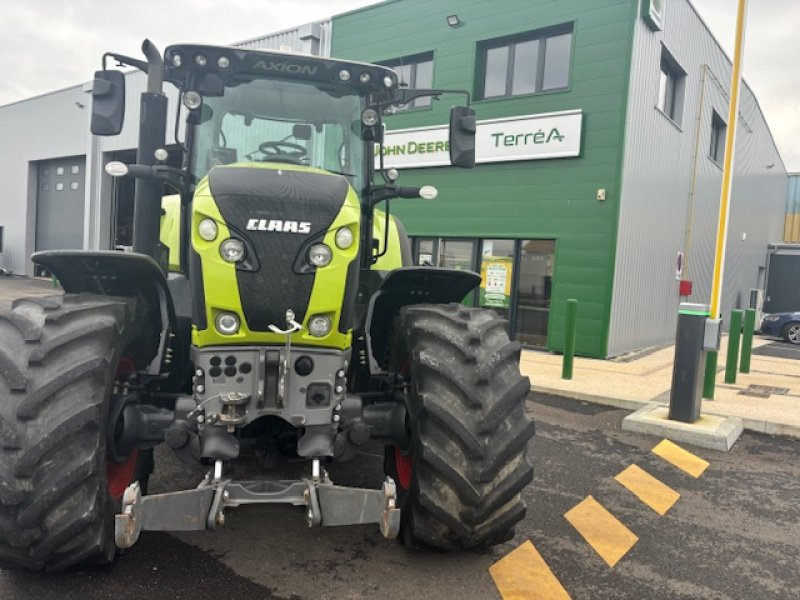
xmin=331 ymin=0 xmax=787 ymax=357
xmin=0 ymin=0 xmax=787 ymax=358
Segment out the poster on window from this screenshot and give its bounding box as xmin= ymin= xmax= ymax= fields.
xmin=480 ymin=256 xmax=513 ymax=309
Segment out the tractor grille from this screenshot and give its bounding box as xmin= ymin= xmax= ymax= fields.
xmin=209 ymin=167 xmax=348 ymax=331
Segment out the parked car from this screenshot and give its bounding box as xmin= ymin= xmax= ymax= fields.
xmin=760 ymin=312 xmax=800 ymax=345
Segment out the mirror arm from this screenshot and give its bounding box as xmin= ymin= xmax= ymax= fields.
xmin=120 ymin=164 xmax=188 ymax=193
xmin=376 ymin=88 xmax=471 ymax=110
xmin=102 ymin=52 xmax=148 ymax=74
xmin=369 ymin=185 xmax=426 ymax=207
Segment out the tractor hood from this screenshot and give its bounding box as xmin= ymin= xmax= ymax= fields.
xmin=190 ymin=163 xmax=361 ymax=349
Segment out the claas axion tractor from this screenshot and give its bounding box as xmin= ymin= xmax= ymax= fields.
xmin=0 ymin=40 xmax=534 ymax=571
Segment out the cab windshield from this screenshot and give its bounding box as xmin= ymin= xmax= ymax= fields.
xmin=191 ymin=77 xmax=365 ymax=189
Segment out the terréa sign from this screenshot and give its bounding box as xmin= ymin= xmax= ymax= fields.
xmin=376 ymin=110 xmax=582 ymax=169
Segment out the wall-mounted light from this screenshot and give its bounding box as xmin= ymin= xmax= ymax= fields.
xmin=446 ymin=14 xmax=461 ymax=27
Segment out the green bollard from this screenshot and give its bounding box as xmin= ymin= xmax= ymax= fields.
xmin=740 ymin=308 xmax=756 ymax=374
xmin=703 ymin=351 xmax=718 ymax=399
xmin=562 ymin=299 xmax=578 ymax=380
xmin=724 ymin=309 xmax=743 ymax=384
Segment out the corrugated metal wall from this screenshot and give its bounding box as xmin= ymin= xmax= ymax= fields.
xmin=0 ymin=21 xmax=331 ymax=275
xmin=607 ymin=0 xmax=787 ymax=356
xmin=0 ymin=86 xmax=91 ymax=274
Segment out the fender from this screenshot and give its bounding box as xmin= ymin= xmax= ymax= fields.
xmin=32 ymin=250 xmax=178 ymax=378
xmin=363 ymin=266 xmax=481 ymax=374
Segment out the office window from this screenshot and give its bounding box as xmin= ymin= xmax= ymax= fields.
xmin=383 ymin=52 xmax=434 ymax=110
xmin=657 ymin=47 xmax=686 ymax=124
xmin=478 ymin=25 xmax=573 ymax=99
xmin=709 ymin=111 xmax=727 ymax=164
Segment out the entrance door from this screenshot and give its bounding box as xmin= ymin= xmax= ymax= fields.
xmin=36 ymin=157 xmax=85 ymax=252
xmin=516 ymin=239 xmax=555 ymax=346
xmin=35 ymin=157 xmax=86 ymax=275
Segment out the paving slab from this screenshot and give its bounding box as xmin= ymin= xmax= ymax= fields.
xmin=522 ymin=334 xmax=800 ymax=440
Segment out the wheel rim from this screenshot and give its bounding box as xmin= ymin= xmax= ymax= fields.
xmin=107 ymin=450 xmax=138 ymax=500
xmin=107 ymin=356 xmax=138 ymax=500
xmin=789 ymin=324 xmax=800 ymax=344
xmin=394 ymin=447 xmax=413 ymax=490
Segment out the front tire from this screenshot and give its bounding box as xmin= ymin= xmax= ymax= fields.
xmin=781 ymin=321 xmax=800 ymax=345
xmin=0 ymin=294 xmax=149 ymax=571
xmin=385 ymin=303 xmax=534 ymax=550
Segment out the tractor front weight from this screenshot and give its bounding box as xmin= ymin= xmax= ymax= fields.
xmin=114 ymin=461 xmax=400 ymax=549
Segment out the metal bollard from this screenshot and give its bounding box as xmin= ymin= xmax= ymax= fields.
xmin=562 ymin=299 xmax=578 ymax=380
xmin=703 ymin=351 xmax=717 ymax=400
xmin=724 ymin=309 xmax=743 ymax=384
xmin=739 ymin=308 xmax=756 ymax=374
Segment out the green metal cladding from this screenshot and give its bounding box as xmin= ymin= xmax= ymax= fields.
xmin=333 ymin=0 xmax=637 ymax=357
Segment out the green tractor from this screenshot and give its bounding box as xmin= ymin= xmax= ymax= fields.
xmin=0 ymin=40 xmax=534 ymax=571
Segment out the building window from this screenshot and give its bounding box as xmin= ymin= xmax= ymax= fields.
xmin=383 ymin=52 xmax=434 ymax=110
xmin=478 ymin=24 xmax=573 ymax=99
xmin=709 ymin=111 xmax=727 ymax=164
xmin=657 ymin=47 xmax=686 ymax=124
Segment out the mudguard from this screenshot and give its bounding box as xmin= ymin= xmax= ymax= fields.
xmin=31 ymin=250 xmax=177 ymax=377
xmin=363 ymin=266 xmax=481 ymax=374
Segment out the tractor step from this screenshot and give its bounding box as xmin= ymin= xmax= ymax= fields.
xmin=115 ymin=472 xmax=400 ymax=549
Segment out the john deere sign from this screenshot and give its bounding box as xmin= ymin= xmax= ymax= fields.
xmin=377 ymin=109 xmax=582 ymax=169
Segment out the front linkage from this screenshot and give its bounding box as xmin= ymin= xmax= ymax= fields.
xmin=115 ymin=458 xmax=400 ymax=548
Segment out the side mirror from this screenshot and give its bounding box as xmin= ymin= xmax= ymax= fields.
xmin=90 ymin=70 xmax=125 ymax=136
xmin=449 ymin=106 xmax=476 ymax=168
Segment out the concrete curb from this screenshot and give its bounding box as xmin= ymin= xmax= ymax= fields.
xmin=531 ymin=385 xmax=800 ymax=440
xmin=531 ymin=385 xmax=652 ymax=411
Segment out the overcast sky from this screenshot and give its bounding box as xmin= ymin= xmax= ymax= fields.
xmin=1 ymin=0 xmax=797 ymax=170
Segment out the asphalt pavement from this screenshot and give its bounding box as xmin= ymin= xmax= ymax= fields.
xmin=1 ymin=393 xmax=798 ymax=599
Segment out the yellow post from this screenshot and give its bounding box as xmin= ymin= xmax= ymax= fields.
xmin=709 ymin=0 xmax=748 ymax=319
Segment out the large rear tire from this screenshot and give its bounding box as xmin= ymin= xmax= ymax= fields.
xmin=385 ymin=303 xmax=534 ymax=549
xmin=0 ymin=294 xmax=151 ymax=571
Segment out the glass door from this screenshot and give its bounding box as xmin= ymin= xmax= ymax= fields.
xmin=516 ymin=239 xmax=555 ymax=346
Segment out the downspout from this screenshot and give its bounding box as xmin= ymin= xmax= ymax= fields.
xmin=682 ymin=64 xmax=709 ymax=281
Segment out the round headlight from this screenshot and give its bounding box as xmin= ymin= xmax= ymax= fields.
xmin=308 ymin=244 xmax=332 ymax=267
xmin=220 ymin=238 xmax=246 ymax=262
xmin=198 ymin=218 xmax=218 ymax=241
xmin=335 ymin=227 xmax=354 ymax=249
xmin=195 ymin=54 xmax=207 ymax=67
xmin=308 ymin=315 xmax=332 ymax=337
xmin=359 ymin=72 xmax=371 ymax=84
xmin=154 ymin=147 xmax=169 ymax=162
xmin=383 ymin=75 xmax=394 ymax=88
xmin=338 ymin=69 xmax=351 ymax=81
xmin=215 ymin=312 xmax=240 ymax=335
xmin=361 ymin=109 xmax=379 ymax=127
xmin=183 ymin=91 xmax=202 ymax=110
xmin=217 ymin=56 xmax=230 ymax=69
xmin=172 ymin=54 xmax=182 ymax=67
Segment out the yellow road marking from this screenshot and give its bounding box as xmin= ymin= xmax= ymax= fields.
xmin=651 ymin=439 xmax=709 ymax=478
xmin=564 ymin=496 xmax=638 ymax=568
xmin=615 ymin=464 xmax=680 ymax=516
xmin=489 ymin=540 xmax=571 ymax=600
